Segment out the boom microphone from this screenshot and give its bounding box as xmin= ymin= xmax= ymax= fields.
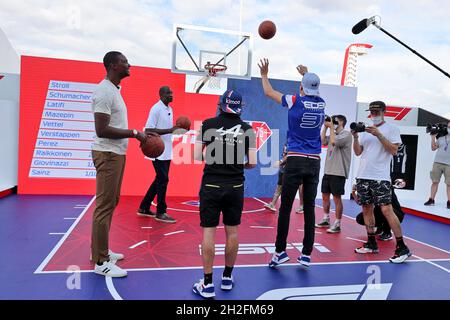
xmin=352 ymin=18 xmax=369 ymax=34
xmin=351 ymin=15 xmax=450 ymax=79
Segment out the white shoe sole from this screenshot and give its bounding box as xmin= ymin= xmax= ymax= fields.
xmin=315 ymin=223 xmax=330 ymax=228
xmin=297 ymin=258 xmax=310 ymax=267
xmin=221 ymin=284 xmax=233 ymax=291
xmin=326 ymin=229 xmax=341 ymax=233
xmin=155 ymin=217 xmax=177 ymax=223
xmin=136 ymin=212 xmax=156 ymax=218
xmin=193 ymin=287 xmax=215 ymax=298
xmin=389 ymin=253 xmax=412 ymax=264
xmin=355 ymin=249 xmax=379 ymax=254
xmin=269 ymin=256 xmax=290 ymax=268
xmin=94 ymin=269 xmax=127 ymax=277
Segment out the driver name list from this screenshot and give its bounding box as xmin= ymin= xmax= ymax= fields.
xmin=29 ymin=80 xmax=98 ymax=179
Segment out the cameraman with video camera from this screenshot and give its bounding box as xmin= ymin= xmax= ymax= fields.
xmin=424 ymin=121 xmax=450 ymax=209
xmin=351 ymin=101 xmax=411 ymax=263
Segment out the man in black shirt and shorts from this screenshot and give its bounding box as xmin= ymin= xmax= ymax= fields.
xmin=192 ymin=90 xmax=257 ymax=299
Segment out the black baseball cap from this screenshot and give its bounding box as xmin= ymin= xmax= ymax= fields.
xmin=366 ymin=101 xmax=386 ymax=111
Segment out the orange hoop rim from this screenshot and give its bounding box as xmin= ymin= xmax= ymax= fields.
xmin=204 ymin=63 xmax=227 ymax=76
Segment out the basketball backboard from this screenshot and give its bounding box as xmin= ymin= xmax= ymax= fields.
xmin=171 ymin=24 xmax=253 ymax=83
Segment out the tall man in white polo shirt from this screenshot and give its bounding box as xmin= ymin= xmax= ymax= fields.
xmin=352 ymin=101 xmax=411 ymax=263
xmin=138 ymin=86 xmax=184 ymax=223
xmin=91 ymin=51 xmax=148 ymax=277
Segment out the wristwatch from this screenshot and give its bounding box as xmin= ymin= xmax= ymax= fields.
xmin=132 ymin=129 xmax=138 ymax=138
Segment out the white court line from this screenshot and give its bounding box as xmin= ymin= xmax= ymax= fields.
xmin=164 ymin=230 xmax=185 ymax=236
xmin=141 ymin=227 xmax=153 ymax=229
xmin=105 ymin=277 xmax=123 ymax=300
xmin=250 ymin=226 xmax=274 ymax=229
xmin=35 ymin=258 xmax=450 ymax=274
xmin=64 ymin=217 xmax=77 ymax=220
xmin=35 ymin=196 xmax=96 ymax=274
xmin=346 ymin=237 xmax=366 ymax=243
xmin=129 ymin=240 xmax=147 ymax=249
xmin=253 ymin=197 xmax=269 ymax=205
xmin=412 ymin=254 xmax=450 ymax=274
xmin=404 ymin=236 xmax=450 ymax=255
xmin=34 ymin=196 xmax=95 ymax=273
xmin=335 ymin=208 xmax=450 ymax=274
xmin=49 ymin=233 xmax=66 ymax=235
xmin=36 ymin=200 xmax=450 ymax=276
xmin=150 ymin=201 xmax=265 ymax=214
xmin=317 ymin=204 xmax=450 ymax=256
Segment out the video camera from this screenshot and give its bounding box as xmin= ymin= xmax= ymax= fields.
xmin=426 ymin=123 xmax=448 ymax=138
xmin=350 ymin=122 xmax=366 ymax=133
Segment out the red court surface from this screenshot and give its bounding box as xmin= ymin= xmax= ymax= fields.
xmin=38 ymin=196 xmax=450 ymax=273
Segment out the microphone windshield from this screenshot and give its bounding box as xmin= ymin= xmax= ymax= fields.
xmin=352 ymin=18 xmax=368 ymax=34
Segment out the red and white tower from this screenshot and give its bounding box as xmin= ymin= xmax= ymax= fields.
xmin=341 ymin=43 xmax=373 ymax=87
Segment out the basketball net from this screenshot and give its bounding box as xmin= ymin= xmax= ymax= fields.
xmin=195 ymin=62 xmax=227 ymax=93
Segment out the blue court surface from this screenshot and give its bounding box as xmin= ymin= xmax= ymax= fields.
xmin=1 ymin=194 xmax=449 ymax=300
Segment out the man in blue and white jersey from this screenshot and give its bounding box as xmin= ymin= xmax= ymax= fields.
xmin=258 ymin=59 xmax=325 ymax=268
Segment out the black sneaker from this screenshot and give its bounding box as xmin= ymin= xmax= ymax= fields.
xmin=424 ymin=198 xmax=435 ymax=206
xmin=389 ymin=246 xmax=412 ymax=264
xmin=379 ymin=231 xmax=393 ymax=241
xmin=447 ymin=201 xmax=450 ymax=209
xmin=315 ymin=219 xmax=330 ymax=228
xmin=155 ymin=213 xmax=177 ymax=223
xmin=137 ymin=208 xmax=156 ymax=218
xmin=355 ymin=242 xmax=379 ymax=254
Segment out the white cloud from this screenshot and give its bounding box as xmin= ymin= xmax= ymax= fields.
xmin=0 ymin=0 xmax=449 ymax=117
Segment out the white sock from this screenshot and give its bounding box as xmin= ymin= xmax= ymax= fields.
xmin=323 ymin=213 xmax=330 ymax=220
xmin=335 ymin=219 xmax=341 ymax=226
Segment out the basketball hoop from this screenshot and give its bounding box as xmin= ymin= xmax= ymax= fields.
xmin=195 ymin=62 xmax=227 ymax=93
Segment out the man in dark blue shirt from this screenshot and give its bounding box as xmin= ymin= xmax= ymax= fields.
xmin=259 ymin=59 xmax=325 ymax=268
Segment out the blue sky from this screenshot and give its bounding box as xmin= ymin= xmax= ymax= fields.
xmin=1 ymin=0 xmax=449 ymax=117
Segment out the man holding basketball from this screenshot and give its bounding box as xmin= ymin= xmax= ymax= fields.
xmin=91 ymin=51 xmax=148 ymax=277
xmin=259 ymin=59 xmax=325 ymax=268
xmin=137 ymin=86 xmax=185 ymax=223
xmin=192 ymin=90 xmax=257 ymax=298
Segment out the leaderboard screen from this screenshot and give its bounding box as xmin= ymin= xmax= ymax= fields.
xmin=18 ymin=56 xmax=219 ymax=196
xmin=30 ymin=80 xmax=97 ymax=179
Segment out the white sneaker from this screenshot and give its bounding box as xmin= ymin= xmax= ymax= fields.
xmin=94 ymin=261 xmax=127 ymax=277
xmin=295 ymin=205 xmax=304 ymax=214
xmin=192 ymin=279 xmax=215 ymax=298
xmin=108 ymin=250 xmax=124 ymax=261
xmin=90 ymin=249 xmax=124 ymax=262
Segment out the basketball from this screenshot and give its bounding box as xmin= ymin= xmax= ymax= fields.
xmin=258 ymin=20 xmax=276 ymax=40
xmin=176 ymin=116 xmax=191 ymax=130
xmin=140 ymin=134 xmax=165 ymax=158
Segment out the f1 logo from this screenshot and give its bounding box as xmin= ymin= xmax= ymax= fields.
xmin=367 ymin=106 xmax=412 ymax=121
